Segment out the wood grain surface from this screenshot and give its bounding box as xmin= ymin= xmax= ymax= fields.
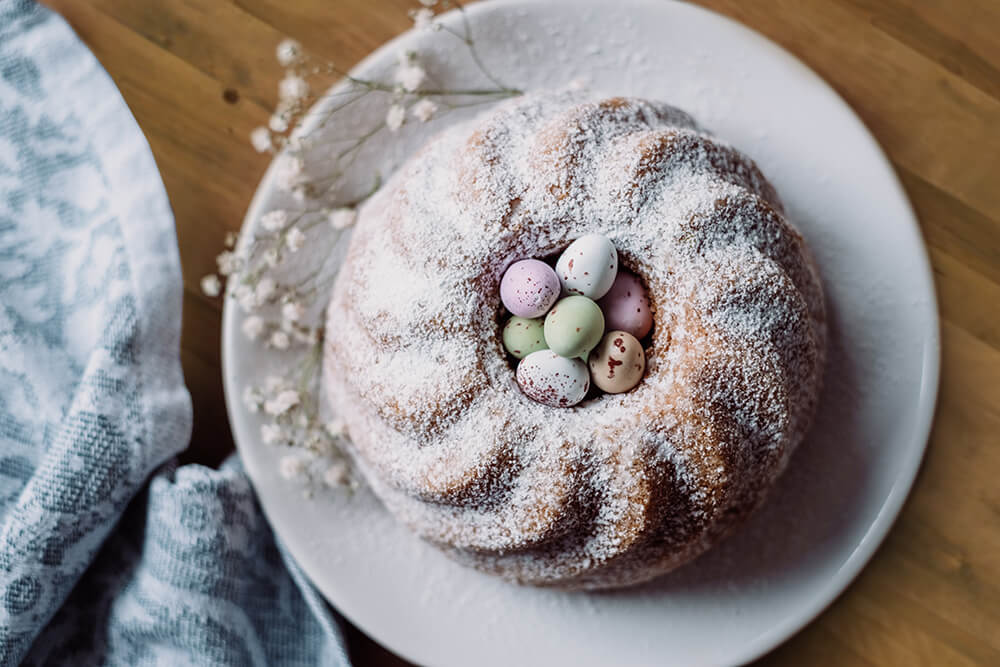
xmin=41 ymin=0 xmax=1000 ymax=664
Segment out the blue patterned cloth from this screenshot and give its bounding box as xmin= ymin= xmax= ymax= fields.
xmin=0 ymin=1 xmax=351 ymax=664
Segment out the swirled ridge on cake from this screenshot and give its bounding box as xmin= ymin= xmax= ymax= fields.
xmin=323 ymin=91 xmax=826 ymax=590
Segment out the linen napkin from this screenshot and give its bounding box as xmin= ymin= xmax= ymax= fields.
xmin=0 ymin=1 xmax=350 ymax=664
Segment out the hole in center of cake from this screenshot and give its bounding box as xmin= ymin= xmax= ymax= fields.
xmin=498 ymin=235 xmax=654 ymax=408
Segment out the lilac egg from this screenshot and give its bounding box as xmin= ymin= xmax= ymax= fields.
xmin=500 ymin=259 xmax=561 ymax=318
xmin=597 ymin=270 xmax=653 ymax=340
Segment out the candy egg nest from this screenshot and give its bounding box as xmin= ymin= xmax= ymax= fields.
xmin=499 ymin=235 xmax=654 ymax=408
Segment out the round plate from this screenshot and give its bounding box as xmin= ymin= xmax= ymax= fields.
xmin=222 ymin=1 xmax=940 ymax=665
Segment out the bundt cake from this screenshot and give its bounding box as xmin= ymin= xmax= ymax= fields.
xmin=323 ymin=91 xmax=826 ymax=590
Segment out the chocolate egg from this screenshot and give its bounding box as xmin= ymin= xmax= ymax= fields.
xmin=502 ymin=316 xmax=548 ymax=359
xmin=543 ymin=296 xmax=605 ymax=359
xmin=588 ymin=331 xmax=645 ymax=394
xmin=555 ymin=234 xmax=618 ymax=299
xmin=516 ymin=351 xmax=590 ymax=408
xmin=597 ymin=270 xmax=653 ymax=339
xmin=500 ymin=259 xmax=561 ymax=318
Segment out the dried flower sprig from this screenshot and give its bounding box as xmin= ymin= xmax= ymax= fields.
xmin=202 ymin=0 xmax=524 ymax=493
xmin=252 ymin=0 xmax=519 ymax=159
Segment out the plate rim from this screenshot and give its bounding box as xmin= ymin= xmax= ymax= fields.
xmin=222 ymin=0 xmax=942 ymax=664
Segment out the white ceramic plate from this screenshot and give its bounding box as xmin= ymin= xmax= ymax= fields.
xmin=222 ymin=1 xmax=940 ymax=665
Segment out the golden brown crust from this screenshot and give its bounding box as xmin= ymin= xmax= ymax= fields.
xmin=323 ymin=91 xmax=826 ymax=590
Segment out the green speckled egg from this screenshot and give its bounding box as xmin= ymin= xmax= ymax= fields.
xmin=543 ymin=296 xmax=605 ymax=359
xmin=502 ymin=316 xmax=548 ymax=359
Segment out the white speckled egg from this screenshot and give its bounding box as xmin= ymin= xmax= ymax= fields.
xmin=516 ymin=351 xmax=590 ymax=408
xmin=555 ymin=234 xmax=618 ymax=299
xmin=588 ymin=331 xmax=645 ymax=394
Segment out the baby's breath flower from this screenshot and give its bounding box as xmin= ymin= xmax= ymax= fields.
xmin=304 ymin=430 xmax=329 ymax=454
xmin=395 ymin=53 xmax=426 ymax=92
xmin=261 ymin=209 xmax=290 ymax=232
xmin=242 ymin=385 xmax=264 ymax=412
xmin=269 ymin=329 xmax=291 ymax=350
xmin=261 ymin=422 xmax=286 ymax=445
xmin=386 ymin=104 xmax=406 ymax=132
xmin=276 ymin=38 xmax=303 ymax=67
xmin=200 ymin=274 xmax=221 ymax=297
xmin=410 ymin=7 xmax=437 ymax=30
xmin=265 ymin=389 xmax=300 ymax=415
xmin=411 ymin=98 xmax=438 ymax=122
xmin=223 ymin=11 xmax=527 ymax=496
xmin=234 ymin=284 xmax=256 ymax=313
xmin=241 ymin=315 xmax=266 ymax=341
xmin=255 ymin=277 xmax=277 ymax=303
xmin=216 ymin=250 xmax=242 ymax=276
xmin=325 ymin=418 xmax=347 ymax=439
xmin=396 ymin=66 xmax=425 ymax=93
xmin=287 ymin=135 xmax=309 ymax=151
xmin=274 ymin=155 xmax=306 ymax=191
xmin=282 ymin=301 xmax=306 ymax=323
xmin=263 ymin=247 xmax=281 ymax=268
xmin=250 ymin=126 xmax=273 ymax=153
xmin=328 ymin=207 xmax=357 ymax=230
xmin=279 ymin=73 xmax=310 ymax=102
xmin=419 ymin=0 xmax=438 ymax=6
xmin=279 ymin=454 xmax=307 ymax=480
xmin=323 ymin=462 xmax=350 ymax=488
xmin=285 ymin=227 xmax=306 ymax=252
xmin=269 ymin=111 xmax=290 ymax=133
xmin=264 ymin=376 xmax=288 ymax=395
xmin=224 ymin=231 xmax=238 ymax=249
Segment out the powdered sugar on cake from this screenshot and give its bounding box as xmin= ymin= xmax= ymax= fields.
xmin=323 ymin=91 xmax=826 ymax=589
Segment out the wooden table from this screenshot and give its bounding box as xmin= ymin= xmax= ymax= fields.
xmin=43 ymin=0 xmax=1000 ymax=664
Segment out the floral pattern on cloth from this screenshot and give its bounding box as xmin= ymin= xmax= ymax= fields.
xmin=0 ymin=1 xmax=350 ymax=664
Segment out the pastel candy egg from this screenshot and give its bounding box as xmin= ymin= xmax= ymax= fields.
xmin=500 ymin=259 xmax=561 ymax=318
xmin=588 ymin=331 xmax=646 ymax=394
xmin=555 ymin=234 xmax=618 ymax=299
xmin=597 ymin=270 xmax=653 ymax=339
xmin=516 ymin=351 xmax=590 ymax=408
xmin=543 ymin=296 xmax=605 ymax=359
xmin=502 ymin=316 xmax=548 ymax=359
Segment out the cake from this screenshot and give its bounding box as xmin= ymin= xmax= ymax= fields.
xmin=323 ymin=91 xmax=826 ymax=590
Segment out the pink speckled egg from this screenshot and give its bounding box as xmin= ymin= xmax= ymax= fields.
xmin=500 ymin=259 xmax=561 ymax=318
xmin=597 ymin=270 xmax=653 ymax=340
xmin=516 ymin=351 xmax=589 ymax=408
